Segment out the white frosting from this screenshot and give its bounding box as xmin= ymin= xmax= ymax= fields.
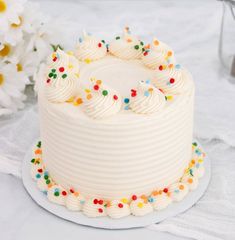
xmin=37 ymin=176 xmax=49 ymax=192
xmin=30 ymin=163 xmax=44 ymax=181
xmin=142 ymin=38 xmax=175 ymax=69
xmin=109 ymin=29 xmax=143 ymax=60
xmin=129 ymin=80 xmax=166 ymax=114
xmin=151 ymin=193 xmax=172 ymax=210
xmin=82 ymin=198 xmax=107 ymax=217
xmin=83 ymin=82 xmax=122 ymax=119
xmin=181 ymin=174 xmax=199 ymax=191
xmin=130 ymin=198 xmax=153 ymax=216
xmin=106 ymin=200 xmax=130 ymax=219
xmin=76 ymin=31 xmax=107 ymax=61
xmin=47 ymin=185 xmax=67 ymax=206
xmin=45 ymin=49 xmax=79 ymax=103
xmin=153 ymin=67 xmax=194 ymax=95
xmin=169 ymin=183 xmax=189 ymax=202
xmin=65 ymin=193 xmax=85 ymax=211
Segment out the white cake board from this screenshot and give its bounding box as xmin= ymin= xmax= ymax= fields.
xmin=22 ymin=140 xmax=211 ymax=230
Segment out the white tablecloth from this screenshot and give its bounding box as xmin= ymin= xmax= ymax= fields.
xmin=1 ymin=1 xmax=235 ymax=239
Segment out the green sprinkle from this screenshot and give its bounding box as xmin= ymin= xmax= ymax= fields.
xmin=102 ymin=90 xmax=108 ymax=96
xmin=48 ymin=73 xmax=53 ymax=78
xmin=134 ymin=45 xmax=139 ymax=50
xmin=192 ymin=142 xmax=197 ymax=147
xmin=101 ymin=40 xmax=105 ymax=44
xmin=140 ymin=41 xmax=144 ymax=46
xmin=54 ymin=191 xmax=59 ymax=197
xmin=142 ymin=47 xmax=145 ymax=52
xmin=115 ymin=36 xmax=120 ymax=40
xmin=44 ymin=175 xmax=49 ymax=180
xmin=37 ymin=141 xmax=41 ymax=148
xmin=31 ymin=158 xmax=35 ymax=163
xmin=52 ymin=69 xmax=56 ymax=73
xmin=53 ymin=74 xmax=57 ymax=79
xmin=62 ymin=74 xmax=67 ymax=79
xmin=165 ymin=96 xmax=167 ymax=101
xmin=46 ymin=179 xmax=50 ymax=184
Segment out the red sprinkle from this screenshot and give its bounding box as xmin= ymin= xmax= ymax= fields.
xmin=93 ymin=199 xmax=98 ymax=204
xmin=98 ymin=199 xmax=103 ymax=205
xmin=98 ymin=208 xmax=103 ymax=213
xmin=98 ymin=43 xmax=102 ymax=48
xmin=132 ymin=195 xmax=137 ymax=201
xmin=159 ymin=65 xmax=163 ymax=71
xmin=143 ymin=51 xmax=148 ymax=56
xmin=93 ymin=84 xmax=99 ymax=91
xmin=113 ymin=95 xmax=118 ymax=100
xmin=70 ymin=189 xmax=74 ymax=193
xmin=118 ymin=203 xmax=123 ymax=208
xmin=59 ymin=67 xmax=65 ymax=72
xmin=131 ymin=89 xmax=137 ymax=93
xmin=38 ymin=169 xmax=43 ymax=173
xmin=163 ymin=188 xmax=168 ymax=193
xmin=62 ymin=191 xmax=67 ymax=196
xmin=53 ymin=57 xmax=57 ymax=62
xmin=131 ymin=92 xmax=137 ymax=97
xmin=46 ymin=79 xmax=51 ymax=83
xmin=170 ymin=78 xmax=175 ymax=84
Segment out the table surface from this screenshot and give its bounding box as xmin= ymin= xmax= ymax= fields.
xmin=1 ymin=0 xmax=235 ymax=240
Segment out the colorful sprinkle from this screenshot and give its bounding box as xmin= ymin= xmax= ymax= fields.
xmin=93 ymin=84 xmax=99 ymax=91
xmin=96 ymin=80 xmax=102 ymax=85
xmin=121 ymin=198 xmax=128 ymax=204
xmin=143 ymin=51 xmax=148 ymax=56
xmin=118 ymin=203 xmax=123 ymax=208
xmin=98 ymin=208 xmax=103 ymax=213
xmin=159 ymin=65 xmax=163 ymax=71
xmin=87 ymin=94 xmax=92 ymax=100
xmin=62 ymin=191 xmax=67 ymax=196
xmin=59 ymin=67 xmax=64 ymax=72
xmin=113 ymin=95 xmax=118 ymax=100
xmin=137 ymin=202 xmax=143 ymax=208
xmin=163 ymin=188 xmax=168 ymax=193
xmin=134 ymin=45 xmax=139 ymax=50
xmin=98 ymin=199 xmax=103 ymax=205
xmin=102 ymin=90 xmax=108 ymax=96
xmin=144 ymin=91 xmax=150 ymax=97
xmin=115 ymin=36 xmax=120 ymax=40
xmin=170 ymin=78 xmax=175 ymax=84
xmin=62 ymin=74 xmax=67 ymax=79
xmin=54 ymin=191 xmax=59 ymax=197
xmin=132 ymin=195 xmax=137 ymax=201
xmin=93 ymin=199 xmax=98 ymax=204
xmin=98 ymin=43 xmax=102 ymax=48
xmin=124 ymin=98 xmax=130 ymax=104
xmin=175 ymin=64 xmax=181 ymax=69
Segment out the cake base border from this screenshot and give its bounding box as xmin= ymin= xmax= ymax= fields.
xmin=22 ymin=139 xmax=211 ymax=229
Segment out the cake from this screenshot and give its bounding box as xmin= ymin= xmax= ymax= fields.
xmin=31 ymin=28 xmax=206 ymax=218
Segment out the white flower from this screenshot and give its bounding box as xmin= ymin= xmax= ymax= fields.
xmin=4 ymin=41 xmax=39 ymax=83
xmin=0 ymin=62 xmax=28 ymax=115
xmin=0 ymin=0 xmax=27 ymax=33
xmin=0 ymin=2 xmax=40 ymax=45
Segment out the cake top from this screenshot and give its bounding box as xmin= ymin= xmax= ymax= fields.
xmin=42 ymin=28 xmax=194 ymax=120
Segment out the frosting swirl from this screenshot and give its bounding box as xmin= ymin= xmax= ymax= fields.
xmin=47 ymin=185 xmax=68 ymax=206
xmin=129 ymin=80 xmax=166 ymax=114
xmin=109 ymin=27 xmax=144 ymax=60
xmin=130 ymin=197 xmax=153 ymax=216
xmin=65 ymin=192 xmax=85 ymax=211
xmin=152 ymin=66 xmax=194 ymax=95
xmin=82 ymin=198 xmax=107 ymax=217
xmin=169 ymin=183 xmax=189 ymax=202
xmin=76 ymin=31 xmax=107 ymax=61
xmin=83 ymin=80 xmax=122 ymax=119
xmin=142 ymin=38 xmax=176 ymax=69
xmin=45 ymin=49 xmax=79 ymax=103
xmin=151 ymin=193 xmax=172 ymax=210
xmin=106 ymin=200 xmax=130 ymax=219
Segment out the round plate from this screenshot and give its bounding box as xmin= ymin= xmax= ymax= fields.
xmin=22 ymin=140 xmax=211 ymax=229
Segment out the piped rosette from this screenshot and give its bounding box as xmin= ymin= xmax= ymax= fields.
xmin=109 ymin=27 xmax=144 ymax=60
xmin=45 ymin=49 xmax=79 ymax=103
xmin=128 ymin=80 xmax=166 ymax=114
xmin=83 ymin=79 xmax=122 ymax=119
xmin=152 ymin=64 xmax=194 ymax=95
xmin=142 ymin=38 xmax=175 ymax=69
xmin=76 ymin=31 xmax=107 ymax=62
xmin=106 ymin=199 xmax=131 ymax=219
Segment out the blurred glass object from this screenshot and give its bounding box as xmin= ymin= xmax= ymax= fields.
xmin=219 ymin=0 xmax=235 ymax=79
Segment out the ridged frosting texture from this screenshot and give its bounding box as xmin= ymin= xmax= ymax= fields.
xmin=129 ymin=80 xmax=166 ymax=114
xmin=30 ymin=141 xmax=206 ymax=218
xmin=83 ymin=80 xmax=122 ymax=119
xmin=142 ymin=38 xmax=176 ymax=69
xmin=45 ymin=49 xmax=79 ymax=103
xmin=76 ymin=31 xmax=107 ymax=61
xmin=153 ymin=66 xmax=194 ymax=95
xmin=109 ymin=27 xmax=144 ymax=60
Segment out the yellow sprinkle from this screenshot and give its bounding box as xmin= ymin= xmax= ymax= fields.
xmin=163 ymin=65 xmax=167 ymax=70
xmin=87 ymin=94 xmax=92 ymax=100
xmin=66 ymin=96 xmax=75 ymax=103
xmin=148 ymin=88 xmax=153 ymax=92
xmin=121 ymin=198 xmax=128 ymax=204
xmin=67 ymin=51 xmax=74 ymax=56
xmin=137 ymin=202 xmax=143 ymax=208
xmin=85 ymin=89 xmax=91 ymax=93
xmin=84 ymin=58 xmax=91 ymax=64
xmin=68 ymin=64 xmax=74 ymax=69
xmin=198 ymin=159 xmax=203 ymax=163
xmin=0 ymin=0 xmax=7 ymax=12
xmin=167 ymin=96 xmax=173 ymax=101
xmin=75 ymin=73 xmax=80 ymax=78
